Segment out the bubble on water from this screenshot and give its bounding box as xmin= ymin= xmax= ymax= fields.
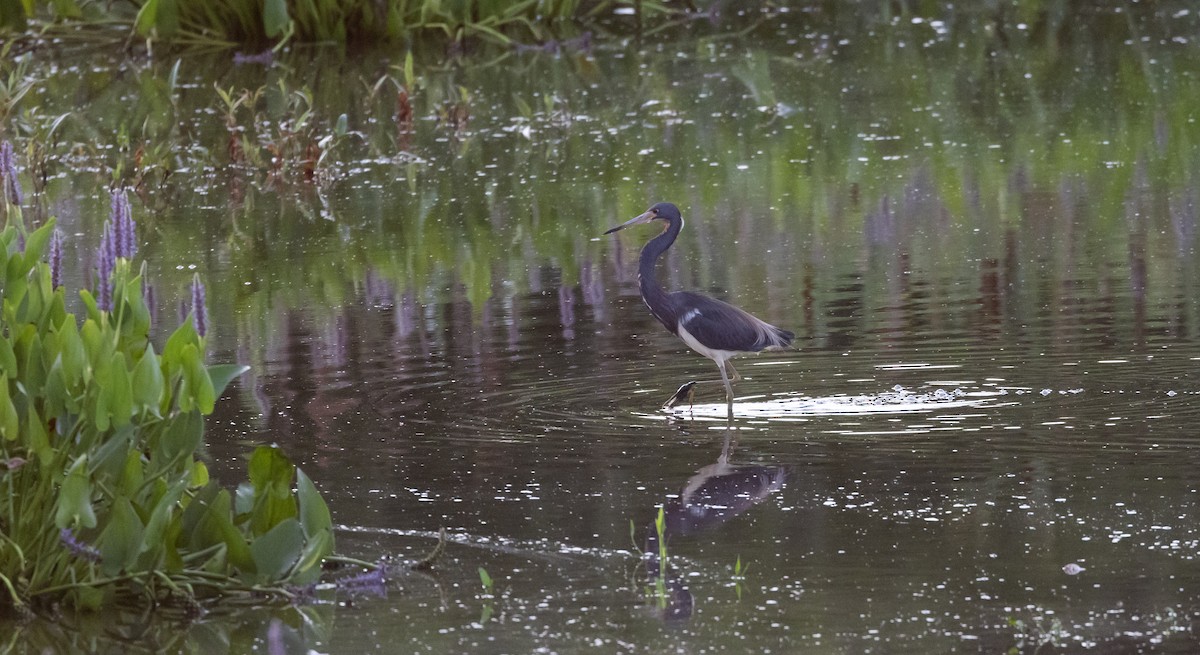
xmin=1062 ymin=562 xmax=1086 ymax=575
xmin=1167 ymin=390 xmax=1177 ymax=397
xmin=1040 ymin=389 xmax=1052 ymax=396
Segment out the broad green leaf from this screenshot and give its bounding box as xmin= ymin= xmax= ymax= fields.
xmin=160 ymin=410 xmax=203 ymax=464
xmin=133 ymin=0 xmax=158 ymax=36
xmin=181 ymin=344 xmax=215 ymax=414
xmin=25 ymin=403 xmax=49 ymax=461
xmin=140 ymin=479 xmax=186 ymax=561
xmin=0 ymin=337 xmax=16 ymax=375
xmin=79 ymin=319 xmax=103 ymax=371
xmin=117 ymin=449 xmax=144 ymax=497
xmin=248 ymin=446 xmax=297 ymax=536
xmin=0 ymin=375 xmax=16 ymax=440
xmin=250 ymin=517 xmax=304 ymax=582
xmin=207 ymin=363 xmax=249 ymax=398
xmin=119 ymin=276 xmax=151 ymax=345
xmin=107 ymin=351 xmax=133 ymax=428
xmin=43 ymin=358 xmax=69 ymax=418
xmin=162 ymin=317 xmax=198 ymax=365
xmin=56 ymin=455 xmax=97 ymax=529
xmin=263 ymin=0 xmax=289 ymax=38
xmin=14 ymin=327 xmax=45 ymax=392
xmin=290 ymin=528 xmax=333 ymax=585
xmin=57 ymin=317 xmax=86 ymax=388
xmin=0 ymin=371 xmax=13 ymax=439
xmin=190 ymin=460 xmax=209 ymax=487
xmin=78 ymin=289 xmax=101 ymax=324
xmin=154 ymin=0 xmax=178 ymax=36
xmin=296 ymin=468 xmax=332 ymax=539
xmin=188 ymin=488 xmax=254 ymax=573
xmin=97 ymin=496 xmax=144 ymax=576
xmin=90 ymin=424 xmax=134 ymax=481
xmin=131 ymin=345 xmax=164 ymax=415
xmin=21 ymin=218 xmax=55 ymax=269
xmin=75 ymin=586 xmax=105 ymax=611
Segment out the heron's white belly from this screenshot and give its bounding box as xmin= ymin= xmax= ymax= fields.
xmin=677 ymin=324 xmax=736 ymax=364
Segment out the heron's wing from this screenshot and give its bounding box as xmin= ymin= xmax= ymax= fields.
xmin=671 ymin=292 xmax=794 ymax=353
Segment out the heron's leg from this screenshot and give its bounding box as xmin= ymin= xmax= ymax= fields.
xmin=725 ymin=360 xmax=741 ymax=383
xmin=715 ymin=359 xmax=734 ymax=419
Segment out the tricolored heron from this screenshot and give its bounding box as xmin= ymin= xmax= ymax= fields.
xmin=605 ymin=202 xmax=794 ymax=415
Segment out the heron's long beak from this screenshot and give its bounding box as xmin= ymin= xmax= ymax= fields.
xmin=603 ymin=210 xmax=656 ymax=235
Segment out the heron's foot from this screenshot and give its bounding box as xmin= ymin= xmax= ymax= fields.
xmin=663 ymin=381 xmax=698 ymax=410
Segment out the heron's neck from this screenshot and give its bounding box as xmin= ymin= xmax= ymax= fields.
xmin=638 ymin=217 xmax=682 ymax=329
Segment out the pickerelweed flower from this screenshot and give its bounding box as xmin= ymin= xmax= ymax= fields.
xmin=49 ymin=229 xmax=63 ymax=289
xmin=59 ymin=527 xmax=102 ymax=563
xmin=109 ymin=188 xmax=136 ymax=258
xmin=334 ymin=564 xmax=390 ymax=598
xmin=191 ymin=273 xmax=207 ymax=338
xmin=0 ymin=141 xmax=22 ymax=207
xmin=96 ymin=221 xmax=115 ymax=311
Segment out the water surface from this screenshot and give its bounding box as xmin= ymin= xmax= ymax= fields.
xmin=7 ymin=4 xmax=1200 ymax=653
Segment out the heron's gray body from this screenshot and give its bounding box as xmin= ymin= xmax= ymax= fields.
xmin=607 ymin=202 xmax=794 ymax=414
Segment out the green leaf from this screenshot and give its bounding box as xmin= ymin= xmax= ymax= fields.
xmin=14 ymin=326 xmax=45 ymax=392
xmin=250 ymin=517 xmax=304 ymax=582
xmin=207 ymin=363 xmax=248 ymax=398
xmin=107 ymin=351 xmax=133 ymax=428
xmin=263 ymin=0 xmax=289 ymax=38
xmin=131 ymin=345 xmax=164 ymax=416
xmin=96 ymin=496 xmax=144 ymax=576
xmin=154 ymin=0 xmax=178 ymax=36
xmin=248 ymin=446 xmax=297 ymax=536
xmin=139 ymin=479 xmax=186 ymax=567
xmin=56 ymin=455 xmax=97 ymax=529
xmin=180 ymin=344 xmax=215 ymax=413
xmin=79 ymin=318 xmax=103 ymax=371
xmin=43 ymin=358 xmax=69 ymax=418
xmin=290 ymin=528 xmax=332 ymax=585
xmin=296 ymin=468 xmax=332 ymax=539
xmin=91 ymin=424 xmax=134 ymax=481
xmin=25 ymin=403 xmax=50 ymax=461
xmin=190 ymin=459 xmax=209 ymax=487
xmin=133 ymin=0 xmax=158 ymax=36
xmin=162 ymin=316 xmax=198 ymax=366
xmin=0 ymin=374 xmax=17 ymax=440
xmin=57 ymin=317 xmax=86 ymax=389
xmin=21 ymin=218 xmax=55 ymax=271
xmin=186 ymin=485 xmax=254 ymax=573
xmin=0 ymin=337 xmax=16 ymax=375
xmin=159 ymin=410 xmax=203 ymax=464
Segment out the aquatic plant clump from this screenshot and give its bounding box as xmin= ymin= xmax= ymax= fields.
xmin=0 ymin=0 xmax=639 ymax=46
xmin=0 ymin=147 xmax=334 ymax=615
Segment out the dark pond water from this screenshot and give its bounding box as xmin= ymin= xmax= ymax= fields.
xmin=7 ymin=4 xmax=1200 ymax=653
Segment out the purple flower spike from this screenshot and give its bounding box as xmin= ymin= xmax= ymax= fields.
xmin=109 ymin=189 xmax=136 ymax=259
xmin=49 ymin=229 xmax=63 ymax=289
xmin=335 ymin=564 xmax=390 ymax=598
xmin=96 ymin=222 xmax=115 ymax=312
xmin=191 ymin=274 xmax=207 ymax=338
xmin=60 ymin=527 xmax=101 ymax=563
xmin=0 ymin=141 xmax=22 ymax=207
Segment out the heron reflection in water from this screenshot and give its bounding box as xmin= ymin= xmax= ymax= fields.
xmin=605 ymin=202 xmax=794 ymax=417
xmin=642 ymin=427 xmax=788 ymax=621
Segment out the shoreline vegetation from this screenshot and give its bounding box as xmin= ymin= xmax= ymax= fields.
xmin=0 ymin=0 xmax=681 ymax=49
